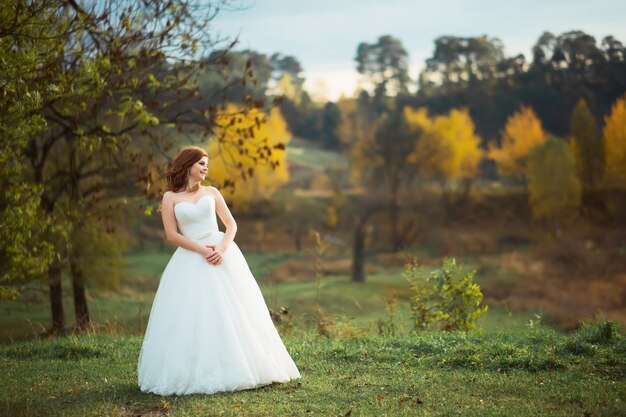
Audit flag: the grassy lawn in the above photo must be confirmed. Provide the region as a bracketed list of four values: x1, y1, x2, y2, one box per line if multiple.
[286, 136, 347, 171]
[1, 249, 625, 416]
[0, 250, 533, 342]
[1, 321, 624, 416]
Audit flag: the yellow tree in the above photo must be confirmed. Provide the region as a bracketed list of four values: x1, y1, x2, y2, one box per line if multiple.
[433, 108, 483, 182]
[603, 94, 626, 184]
[569, 98, 603, 187]
[335, 96, 382, 186]
[406, 107, 483, 198]
[208, 105, 291, 209]
[404, 107, 444, 179]
[489, 106, 546, 179]
[528, 137, 581, 238]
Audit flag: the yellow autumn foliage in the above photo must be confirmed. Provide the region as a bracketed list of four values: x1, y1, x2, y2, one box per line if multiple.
[489, 106, 546, 178]
[405, 107, 483, 181]
[208, 104, 291, 208]
[603, 94, 626, 184]
[335, 98, 381, 185]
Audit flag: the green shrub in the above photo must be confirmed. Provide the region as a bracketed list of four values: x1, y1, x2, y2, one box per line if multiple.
[404, 257, 488, 332]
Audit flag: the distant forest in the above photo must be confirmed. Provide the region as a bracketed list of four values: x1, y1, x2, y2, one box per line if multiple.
[203, 30, 626, 148]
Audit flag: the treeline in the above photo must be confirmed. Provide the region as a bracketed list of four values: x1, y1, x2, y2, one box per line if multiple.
[273, 31, 626, 151]
[408, 31, 626, 141]
[182, 29, 625, 158]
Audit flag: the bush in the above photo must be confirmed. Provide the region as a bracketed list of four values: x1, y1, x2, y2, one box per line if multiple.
[404, 257, 488, 332]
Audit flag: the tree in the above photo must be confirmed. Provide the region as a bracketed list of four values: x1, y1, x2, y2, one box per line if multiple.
[374, 110, 420, 250]
[0, 1, 60, 300]
[527, 137, 581, 237]
[26, 0, 242, 332]
[345, 108, 419, 251]
[270, 53, 305, 99]
[318, 102, 342, 149]
[405, 107, 483, 203]
[336, 96, 419, 251]
[350, 195, 386, 283]
[420, 35, 504, 90]
[199, 49, 274, 102]
[569, 99, 603, 188]
[532, 31, 557, 67]
[355, 35, 410, 98]
[488, 106, 546, 179]
[0, 0, 77, 325]
[553, 31, 604, 80]
[603, 94, 626, 185]
[207, 105, 291, 209]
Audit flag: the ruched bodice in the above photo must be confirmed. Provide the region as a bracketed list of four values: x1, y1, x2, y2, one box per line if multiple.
[174, 195, 220, 240]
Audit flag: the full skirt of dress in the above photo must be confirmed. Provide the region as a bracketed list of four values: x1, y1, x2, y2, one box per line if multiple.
[137, 232, 301, 396]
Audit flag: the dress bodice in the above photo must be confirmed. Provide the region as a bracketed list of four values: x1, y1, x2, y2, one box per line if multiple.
[174, 195, 220, 240]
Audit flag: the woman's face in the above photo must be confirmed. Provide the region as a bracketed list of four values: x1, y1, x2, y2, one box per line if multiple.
[189, 156, 208, 182]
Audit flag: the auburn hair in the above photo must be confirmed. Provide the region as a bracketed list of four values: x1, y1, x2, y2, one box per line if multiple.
[164, 146, 208, 193]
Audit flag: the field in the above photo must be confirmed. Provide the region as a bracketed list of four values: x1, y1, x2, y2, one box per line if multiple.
[1, 321, 625, 416]
[2, 247, 626, 416]
[0, 249, 539, 343]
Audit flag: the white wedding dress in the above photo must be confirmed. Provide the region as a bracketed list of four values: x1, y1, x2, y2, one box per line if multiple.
[138, 195, 301, 396]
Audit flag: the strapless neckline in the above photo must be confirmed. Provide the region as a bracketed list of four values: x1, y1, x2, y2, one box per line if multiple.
[174, 195, 214, 210]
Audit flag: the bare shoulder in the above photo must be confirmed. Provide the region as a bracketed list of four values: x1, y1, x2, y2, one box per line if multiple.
[205, 185, 223, 197]
[162, 191, 177, 206]
[162, 190, 175, 201]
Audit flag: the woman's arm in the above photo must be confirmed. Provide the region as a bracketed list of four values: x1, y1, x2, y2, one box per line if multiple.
[161, 191, 213, 256]
[210, 186, 238, 251]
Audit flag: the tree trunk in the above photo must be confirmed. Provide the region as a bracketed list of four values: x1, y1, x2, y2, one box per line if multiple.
[70, 247, 91, 330]
[48, 262, 65, 333]
[67, 139, 91, 330]
[389, 180, 400, 252]
[352, 219, 366, 283]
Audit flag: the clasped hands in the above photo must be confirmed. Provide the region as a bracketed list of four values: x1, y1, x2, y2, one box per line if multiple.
[202, 244, 226, 266]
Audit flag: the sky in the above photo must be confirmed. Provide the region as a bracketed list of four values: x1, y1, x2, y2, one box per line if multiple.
[212, 0, 626, 101]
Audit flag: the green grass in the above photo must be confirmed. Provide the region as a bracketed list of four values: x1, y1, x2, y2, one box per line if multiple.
[0, 250, 537, 342]
[1, 321, 624, 416]
[2, 250, 625, 415]
[0, 250, 304, 342]
[286, 136, 347, 171]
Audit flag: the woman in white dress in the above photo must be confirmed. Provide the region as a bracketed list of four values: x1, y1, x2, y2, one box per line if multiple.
[138, 146, 301, 396]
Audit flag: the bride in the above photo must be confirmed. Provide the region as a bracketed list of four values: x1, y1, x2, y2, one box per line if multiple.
[138, 146, 301, 396]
